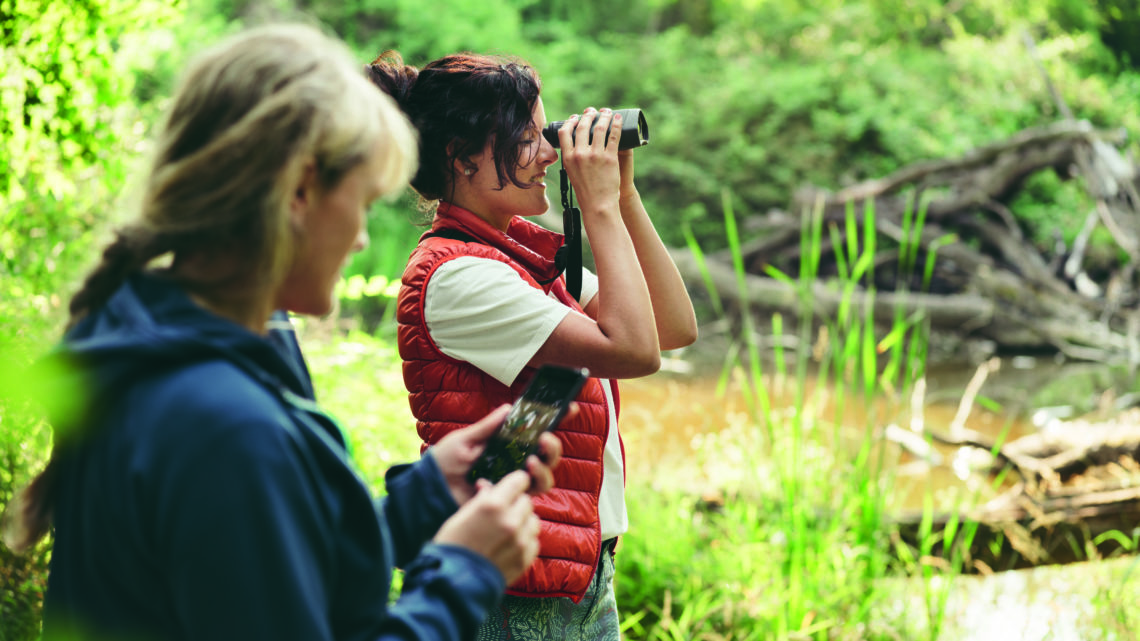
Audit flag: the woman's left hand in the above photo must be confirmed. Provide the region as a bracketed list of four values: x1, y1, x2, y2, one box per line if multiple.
[618, 149, 637, 197]
[430, 404, 564, 505]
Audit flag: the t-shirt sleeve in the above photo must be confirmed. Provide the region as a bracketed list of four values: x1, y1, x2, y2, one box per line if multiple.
[577, 267, 599, 310]
[425, 256, 574, 386]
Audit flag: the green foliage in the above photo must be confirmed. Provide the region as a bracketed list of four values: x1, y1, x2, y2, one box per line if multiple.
[0, 542, 50, 641]
[506, 3, 1140, 254]
[1091, 554, 1140, 639]
[1008, 169, 1095, 249]
[349, 194, 428, 281]
[0, 379, 53, 641]
[294, 0, 530, 61]
[1, 2, 182, 639]
[1, 0, 181, 289]
[1093, 0, 1140, 69]
[300, 328, 421, 490]
[616, 488, 770, 639]
[193, 0, 1140, 271]
[0, 0, 182, 338]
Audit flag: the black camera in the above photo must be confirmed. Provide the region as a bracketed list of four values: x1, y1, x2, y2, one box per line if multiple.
[542, 108, 649, 151]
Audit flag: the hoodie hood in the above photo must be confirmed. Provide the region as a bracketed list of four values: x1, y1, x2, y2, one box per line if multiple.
[39, 272, 310, 439]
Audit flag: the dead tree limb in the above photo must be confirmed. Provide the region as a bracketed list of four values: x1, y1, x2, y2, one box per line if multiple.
[689, 119, 1140, 362]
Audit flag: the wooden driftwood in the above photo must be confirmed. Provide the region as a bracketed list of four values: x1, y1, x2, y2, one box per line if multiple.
[677, 120, 1140, 364]
[892, 484, 1140, 572]
[890, 407, 1140, 572]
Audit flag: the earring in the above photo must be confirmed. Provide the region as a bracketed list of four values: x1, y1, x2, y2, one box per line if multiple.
[464, 168, 473, 176]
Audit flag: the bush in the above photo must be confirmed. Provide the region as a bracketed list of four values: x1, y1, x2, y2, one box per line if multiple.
[525, 18, 1140, 255]
[1, 2, 183, 639]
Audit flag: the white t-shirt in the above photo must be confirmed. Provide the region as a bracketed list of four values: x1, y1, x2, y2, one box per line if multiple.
[424, 255, 628, 540]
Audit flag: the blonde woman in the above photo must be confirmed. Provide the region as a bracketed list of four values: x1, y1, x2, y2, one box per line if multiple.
[4, 24, 560, 641]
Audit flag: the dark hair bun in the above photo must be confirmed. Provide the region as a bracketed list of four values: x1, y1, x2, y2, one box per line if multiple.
[365, 51, 418, 109]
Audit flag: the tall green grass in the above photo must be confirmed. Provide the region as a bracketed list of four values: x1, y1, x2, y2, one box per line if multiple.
[615, 192, 981, 640]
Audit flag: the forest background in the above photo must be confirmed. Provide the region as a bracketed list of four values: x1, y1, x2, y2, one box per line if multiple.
[4, 0, 1140, 639]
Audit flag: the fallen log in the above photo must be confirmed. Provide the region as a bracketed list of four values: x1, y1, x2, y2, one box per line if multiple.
[683, 120, 1140, 363]
[890, 408, 1140, 572]
[891, 484, 1140, 572]
[671, 246, 1138, 363]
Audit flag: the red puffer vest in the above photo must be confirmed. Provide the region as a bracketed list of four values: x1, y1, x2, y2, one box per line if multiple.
[396, 202, 615, 602]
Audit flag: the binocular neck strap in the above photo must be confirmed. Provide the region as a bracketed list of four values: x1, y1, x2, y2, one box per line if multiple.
[559, 167, 583, 301]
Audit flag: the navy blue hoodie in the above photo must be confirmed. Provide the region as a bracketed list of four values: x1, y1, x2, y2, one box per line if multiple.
[41, 273, 504, 641]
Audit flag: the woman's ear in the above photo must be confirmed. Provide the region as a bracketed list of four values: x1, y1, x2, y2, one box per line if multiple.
[290, 160, 319, 227]
[446, 141, 478, 179]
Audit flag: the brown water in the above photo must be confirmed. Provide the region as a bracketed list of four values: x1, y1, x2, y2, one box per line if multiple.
[618, 349, 1140, 506]
[617, 361, 1037, 512]
[615, 352, 1140, 640]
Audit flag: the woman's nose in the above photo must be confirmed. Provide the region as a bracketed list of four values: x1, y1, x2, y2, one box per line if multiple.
[352, 228, 369, 253]
[538, 136, 559, 166]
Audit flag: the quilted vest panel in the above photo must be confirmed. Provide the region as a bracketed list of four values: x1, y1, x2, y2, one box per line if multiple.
[396, 208, 613, 602]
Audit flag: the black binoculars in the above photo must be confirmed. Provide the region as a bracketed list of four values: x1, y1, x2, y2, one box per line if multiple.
[542, 108, 649, 151]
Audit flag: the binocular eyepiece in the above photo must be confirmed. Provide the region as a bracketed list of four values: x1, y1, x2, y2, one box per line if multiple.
[542, 108, 649, 151]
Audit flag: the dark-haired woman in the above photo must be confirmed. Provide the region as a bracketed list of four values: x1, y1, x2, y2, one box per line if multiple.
[366, 52, 697, 640]
[3, 24, 563, 641]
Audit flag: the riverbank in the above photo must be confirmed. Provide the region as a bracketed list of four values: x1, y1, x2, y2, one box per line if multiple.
[299, 326, 1140, 639]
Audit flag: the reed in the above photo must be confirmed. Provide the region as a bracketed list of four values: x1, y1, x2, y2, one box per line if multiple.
[614, 190, 982, 640]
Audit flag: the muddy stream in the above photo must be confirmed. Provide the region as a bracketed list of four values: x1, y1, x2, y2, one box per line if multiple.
[616, 349, 1140, 640]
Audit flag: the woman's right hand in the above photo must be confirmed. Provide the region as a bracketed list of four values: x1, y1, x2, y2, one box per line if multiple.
[433, 470, 541, 584]
[557, 107, 623, 215]
[533, 107, 662, 380]
[430, 404, 563, 506]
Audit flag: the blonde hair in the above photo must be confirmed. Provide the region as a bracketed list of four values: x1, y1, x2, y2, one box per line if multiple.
[68, 22, 417, 325]
[4, 23, 417, 554]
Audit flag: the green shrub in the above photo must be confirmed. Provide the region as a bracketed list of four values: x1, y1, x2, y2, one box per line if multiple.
[300, 328, 422, 491]
[1, 3, 185, 639]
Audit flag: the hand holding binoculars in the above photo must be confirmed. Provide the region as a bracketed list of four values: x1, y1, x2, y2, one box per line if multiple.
[543, 109, 646, 302]
[541, 108, 649, 151]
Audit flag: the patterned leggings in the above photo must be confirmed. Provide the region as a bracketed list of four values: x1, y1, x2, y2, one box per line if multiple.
[476, 539, 620, 641]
